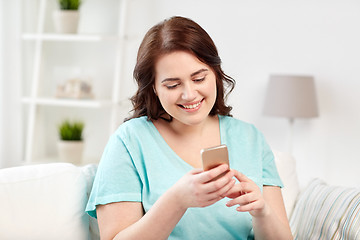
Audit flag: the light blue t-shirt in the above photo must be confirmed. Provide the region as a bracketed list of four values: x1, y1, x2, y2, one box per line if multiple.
[86, 115, 283, 240]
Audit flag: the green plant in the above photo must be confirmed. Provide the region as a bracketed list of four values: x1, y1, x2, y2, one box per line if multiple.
[59, 120, 84, 141]
[58, 0, 81, 10]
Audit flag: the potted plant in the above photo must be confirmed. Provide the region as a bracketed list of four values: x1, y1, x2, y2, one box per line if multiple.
[53, 0, 81, 34]
[57, 120, 84, 164]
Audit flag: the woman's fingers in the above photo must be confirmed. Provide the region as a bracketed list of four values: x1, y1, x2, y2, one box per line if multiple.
[232, 170, 251, 183]
[225, 184, 244, 199]
[235, 201, 262, 212]
[189, 168, 205, 175]
[226, 191, 257, 207]
[175, 165, 235, 208]
[202, 169, 234, 192]
[197, 164, 230, 183]
[208, 178, 236, 200]
[189, 167, 235, 204]
[223, 171, 268, 216]
[225, 179, 254, 198]
[184, 168, 263, 211]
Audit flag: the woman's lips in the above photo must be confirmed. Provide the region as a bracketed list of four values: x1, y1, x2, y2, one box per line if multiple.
[178, 99, 204, 111]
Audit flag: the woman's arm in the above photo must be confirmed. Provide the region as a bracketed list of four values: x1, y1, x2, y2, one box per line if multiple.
[225, 170, 293, 240]
[97, 190, 187, 240]
[97, 164, 235, 240]
[97, 202, 144, 240]
[252, 186, 293, 240]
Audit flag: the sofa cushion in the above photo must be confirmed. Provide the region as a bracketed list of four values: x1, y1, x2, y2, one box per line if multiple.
[0, 163, 89, 240]
[273, 150, 300, 218]
[81, 164, 100, 240]
[290, 178, 360, 239]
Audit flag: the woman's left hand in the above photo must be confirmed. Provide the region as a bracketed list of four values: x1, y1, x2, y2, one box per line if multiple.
[225, 170, 270, 218]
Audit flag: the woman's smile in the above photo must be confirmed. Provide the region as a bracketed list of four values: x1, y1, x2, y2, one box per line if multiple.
[178, 99, 204, 112]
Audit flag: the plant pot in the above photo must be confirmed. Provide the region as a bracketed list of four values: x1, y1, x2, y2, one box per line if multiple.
[53, 10, 80, 34]
[57, 140, 84, 164]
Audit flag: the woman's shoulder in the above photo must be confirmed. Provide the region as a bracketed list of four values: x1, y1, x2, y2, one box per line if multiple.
[114, 116, 151, 137]
[219, 115, 263, 137]
[219, 115, 268, 147]
[219, 115, 256, 129]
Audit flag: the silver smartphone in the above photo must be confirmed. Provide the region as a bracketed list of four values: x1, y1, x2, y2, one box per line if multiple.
[201, 144, 229, 180]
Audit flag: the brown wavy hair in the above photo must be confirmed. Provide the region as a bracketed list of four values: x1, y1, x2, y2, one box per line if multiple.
[127, 16, 235, 121]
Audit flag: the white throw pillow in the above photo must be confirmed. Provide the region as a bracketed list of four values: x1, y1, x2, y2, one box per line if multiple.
[0, 163, 89, 240]
[290, 179, 360, 239]
[273, 150, 300, 218]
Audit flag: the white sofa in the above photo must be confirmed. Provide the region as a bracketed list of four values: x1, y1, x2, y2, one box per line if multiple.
[274, 151, 360, 239]
[0, 163, 100, 240]
[0, 151, 359, 240]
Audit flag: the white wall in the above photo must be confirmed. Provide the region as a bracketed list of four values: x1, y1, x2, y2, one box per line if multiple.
[130, 0, 360, 188]
[0, 0, 23, 168]
[2, 0, 360, 188]
[0, 0, 3, 168]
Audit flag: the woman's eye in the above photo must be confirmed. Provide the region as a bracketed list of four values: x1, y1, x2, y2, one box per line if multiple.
[166, 84, 179, 89]
[194, 77, 205, 82]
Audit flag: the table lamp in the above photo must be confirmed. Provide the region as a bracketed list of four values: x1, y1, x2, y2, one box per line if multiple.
[263, 74, 319, 153]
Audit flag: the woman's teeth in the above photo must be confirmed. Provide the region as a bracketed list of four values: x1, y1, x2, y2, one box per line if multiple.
[182, 101, 201, 109]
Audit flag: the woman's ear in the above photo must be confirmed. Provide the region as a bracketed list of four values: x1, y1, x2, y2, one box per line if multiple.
[153, 85, 157, 96]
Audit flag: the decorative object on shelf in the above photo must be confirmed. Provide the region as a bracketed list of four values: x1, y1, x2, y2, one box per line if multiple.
[56, 78, 94, 99]
[53, 0, 81, 34]
[57, 120, 84, 164]
[263, 74, 319, 153]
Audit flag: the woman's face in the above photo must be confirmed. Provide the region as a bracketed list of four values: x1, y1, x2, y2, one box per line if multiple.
[154, 51, 217, 127]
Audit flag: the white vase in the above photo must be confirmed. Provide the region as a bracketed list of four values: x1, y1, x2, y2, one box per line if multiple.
[53, 10, 80, 34]
[57, 140, 84, 164]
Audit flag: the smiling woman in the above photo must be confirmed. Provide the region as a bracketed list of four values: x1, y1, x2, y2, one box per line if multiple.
[85, 16, 293, 240]
[129, 16, 235, 122]
[153, 51, 217, 127]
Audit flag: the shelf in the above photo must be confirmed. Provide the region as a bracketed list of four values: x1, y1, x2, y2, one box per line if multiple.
[22, 97, 115, 108]
[22, 33, 120, 42]
[21, 0, 130, 164]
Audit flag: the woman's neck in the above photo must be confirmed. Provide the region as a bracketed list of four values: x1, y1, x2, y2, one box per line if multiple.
[167, 115, 218, 139]
[152, 115, 221, 165]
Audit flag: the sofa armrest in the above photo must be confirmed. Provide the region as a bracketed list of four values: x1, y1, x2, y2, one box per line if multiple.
[273, 150, 300, 218]
[0, 163, 90, 240]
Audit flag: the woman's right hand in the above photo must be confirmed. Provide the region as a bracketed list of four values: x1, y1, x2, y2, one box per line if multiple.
[171, 164, 236, 209]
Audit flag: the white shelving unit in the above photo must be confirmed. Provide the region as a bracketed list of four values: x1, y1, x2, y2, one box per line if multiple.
[21, 0, 131, 164]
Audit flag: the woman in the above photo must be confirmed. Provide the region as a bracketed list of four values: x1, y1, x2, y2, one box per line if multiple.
[86, 16, 293, 240]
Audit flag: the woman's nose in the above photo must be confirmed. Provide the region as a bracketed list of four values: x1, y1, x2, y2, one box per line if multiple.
[181, 83, 196, 101]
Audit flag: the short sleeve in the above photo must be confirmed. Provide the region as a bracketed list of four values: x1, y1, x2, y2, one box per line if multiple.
[85, 133, 142, 219]
[261, 133, 284, 188]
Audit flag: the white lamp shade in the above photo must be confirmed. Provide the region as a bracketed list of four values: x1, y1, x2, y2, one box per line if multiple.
[263, 75, 319, 119]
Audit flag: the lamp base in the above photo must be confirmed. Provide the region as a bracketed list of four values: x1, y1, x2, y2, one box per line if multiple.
[288, 118, 294, 154]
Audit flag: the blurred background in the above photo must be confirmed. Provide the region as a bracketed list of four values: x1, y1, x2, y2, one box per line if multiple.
[1, 0, 360, 189]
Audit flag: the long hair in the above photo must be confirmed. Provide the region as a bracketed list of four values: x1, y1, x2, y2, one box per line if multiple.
[127, 16, 235, 121]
